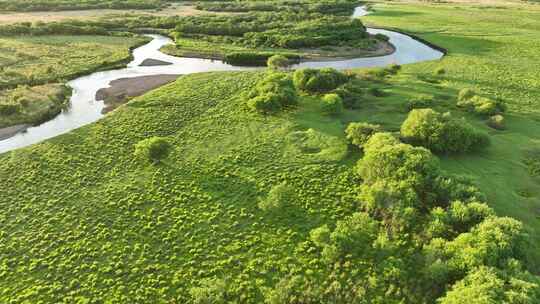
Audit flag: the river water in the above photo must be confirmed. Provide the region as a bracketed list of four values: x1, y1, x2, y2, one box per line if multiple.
[0, 6, 443, 154]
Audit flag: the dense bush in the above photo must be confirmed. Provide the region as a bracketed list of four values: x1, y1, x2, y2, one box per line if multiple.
[406, 94, 434, 111]
[457, 89, 506, 116]
[133, 136, 171, 164]
[0, 0, 163, 12]
[0, 104, 20, 115]
[345, 122, 382, 147]
[332, 82, 363, 109]
[310, 212, 379, 262]
[293, 68, 350, 93]
[267, 54, 290, 70]
[0, 21, 109, 36]
[400, 109, 490, 154]
[224, 52, 299, 67]
[321, 93, 343, 115]
[487, 114, 505, 130]
[246, 72, 297, 114]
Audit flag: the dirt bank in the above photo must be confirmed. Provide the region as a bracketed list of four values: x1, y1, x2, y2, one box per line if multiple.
[139, 58, 173, 66]
[0, 124, 29, 141]
[95, 74, 180, 113]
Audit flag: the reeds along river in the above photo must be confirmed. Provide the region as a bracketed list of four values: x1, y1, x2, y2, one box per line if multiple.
[0, 6, 443, 154]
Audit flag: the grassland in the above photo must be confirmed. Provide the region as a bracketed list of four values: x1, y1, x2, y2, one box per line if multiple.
[362, 0, 540, 270]
[0, 1, 540, 302]
[0, 34, 148, 128]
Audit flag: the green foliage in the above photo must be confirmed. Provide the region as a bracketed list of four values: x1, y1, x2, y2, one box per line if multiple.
[320, 93, 343, 115]
[458, 88, 475, 102]
[224, 52, 299, 67]
[400, 109, 489, 154]
[258, 182, 295, 212]
[267, 54, 290, 70]
[439, 266, 540, 304]
[246, 72, 297, 114]
[332, 81, 363, 109]
[0, 0, 163, 12]
[407, 94, 434, 111]
[190, 277, 229, 304]
[345, 122, 382, 147]
[293, 68, 349, 93]
[457, 94, 506, 116]
[133, 136, 171, 164]
[487, 114, 505, 130]
[310, 212, 379, 262]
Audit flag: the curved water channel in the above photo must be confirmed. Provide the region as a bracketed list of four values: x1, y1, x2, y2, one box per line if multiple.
[0, 6, 443, 154]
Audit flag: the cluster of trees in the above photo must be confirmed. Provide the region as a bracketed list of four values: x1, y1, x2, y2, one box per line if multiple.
[243, 17, 368, 49]
[196, 0, 357, 16]
[293, 68, 350, 93]
[224, 52, 299, 67]
[0, 21, 108, 36]
[245, 72, 298, 114]
[171, 9, 375, 51]
[0, 0, 164, 12]
[259, 131, 539, 302]
[400, 108, 489, 154]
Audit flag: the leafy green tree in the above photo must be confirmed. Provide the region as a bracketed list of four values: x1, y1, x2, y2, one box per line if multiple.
[190, 277, 229, 304]
[293, 68, 349, 93]
[246, 72, 297, 114]
[345, 122, 382, 147]
[267, 54, 290, 70]
[400, 108, 489, 154]
[133, 136, 171, 164]
[321, 93, 343, 115]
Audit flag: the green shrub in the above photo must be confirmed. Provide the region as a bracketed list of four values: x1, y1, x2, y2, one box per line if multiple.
[0, 104, 20, 115]
[225, 52, 300, 67]
[332, 82, 362, 109]
[434, 67, 446, 75]
[321, 93, 343, 115]
[487, 114, 505, 130]
[457, 90, 506, 116]
[407, 94, 434, 111]
[267, 54, 290, 70]
[293, 68, 349, 93]
[345, 122, 382, 147]
[400, 109, 489, 154]
[258, 182, 295, 212]
[458, 88, 475, 102]
[246, 72, 297, 114]
[190, 277, 229, 304]
[133, 136, 171, 164]
[367, 87, 385, 97]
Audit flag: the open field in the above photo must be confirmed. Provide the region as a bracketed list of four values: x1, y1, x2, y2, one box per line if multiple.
[0, 34, 148, 128]
[0, 4, 218, 25]
[0, 1, 539, 302]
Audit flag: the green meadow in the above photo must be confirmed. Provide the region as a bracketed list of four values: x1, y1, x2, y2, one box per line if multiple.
[0, 1, 539, 303]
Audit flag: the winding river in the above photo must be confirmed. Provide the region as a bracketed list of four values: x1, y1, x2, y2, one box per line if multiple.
[0, 6, 443, 154]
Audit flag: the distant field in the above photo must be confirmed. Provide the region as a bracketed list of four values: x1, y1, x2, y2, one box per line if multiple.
[0, 35, 148, 127]
[0, 4, 210, 24]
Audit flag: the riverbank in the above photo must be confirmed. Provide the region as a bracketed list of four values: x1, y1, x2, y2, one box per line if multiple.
[95, 74, 180, 113]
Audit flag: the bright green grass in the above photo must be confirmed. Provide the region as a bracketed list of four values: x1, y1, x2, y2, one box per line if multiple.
[0, 71, 365, 302]
[363, 2, 540, 270]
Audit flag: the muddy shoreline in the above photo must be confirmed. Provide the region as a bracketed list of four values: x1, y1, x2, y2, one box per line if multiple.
[95, 74, 181, 113]
[0, 124, 29, 141]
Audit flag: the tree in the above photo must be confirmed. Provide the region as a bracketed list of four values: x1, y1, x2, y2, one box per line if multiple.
[293, 68, 349, 93]
[321, 93, 343, 115]
[190, 277, 229, 304]
[133, 137, 171, 164]
[345, 122, 382, 147]
[400, 108, 489, 154]
[267, 54, 290, 70]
